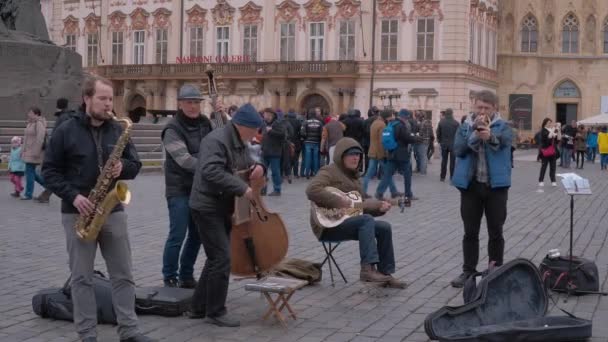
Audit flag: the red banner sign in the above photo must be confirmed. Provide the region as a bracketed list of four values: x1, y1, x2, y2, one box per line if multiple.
[176, 55, 252, 64]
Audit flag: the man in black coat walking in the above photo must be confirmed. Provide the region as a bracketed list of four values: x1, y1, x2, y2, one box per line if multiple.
[436, 108, 460, 181]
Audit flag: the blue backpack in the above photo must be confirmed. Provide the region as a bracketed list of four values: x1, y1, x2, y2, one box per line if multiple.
[382, 121, 399, 151]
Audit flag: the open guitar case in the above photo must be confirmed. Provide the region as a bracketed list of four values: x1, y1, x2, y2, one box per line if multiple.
[425, 259, 592, 342]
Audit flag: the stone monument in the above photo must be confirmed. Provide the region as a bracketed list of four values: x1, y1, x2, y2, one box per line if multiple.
[0, 0, 82, 120]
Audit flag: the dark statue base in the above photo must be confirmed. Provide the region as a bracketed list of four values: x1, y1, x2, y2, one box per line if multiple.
[0, 34, 83, 120]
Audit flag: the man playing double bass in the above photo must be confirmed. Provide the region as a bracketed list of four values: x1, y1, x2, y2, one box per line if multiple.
[189, 103, 266, 327]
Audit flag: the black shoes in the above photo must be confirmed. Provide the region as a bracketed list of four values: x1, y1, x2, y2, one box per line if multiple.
[163, 278, 178, 287]
[205, 314, 241, 327]
[451, 272, 472, 288]
[120, 334, 156, 342]
[179, 279, 197, 289]
[188, 310, 206, 319]
[81, 338, 97, 342]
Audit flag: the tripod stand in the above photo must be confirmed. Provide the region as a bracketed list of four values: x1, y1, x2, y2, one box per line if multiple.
[563, 194, 607, 302]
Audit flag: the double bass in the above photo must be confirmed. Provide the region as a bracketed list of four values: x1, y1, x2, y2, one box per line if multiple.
[230, 172, 289, 277]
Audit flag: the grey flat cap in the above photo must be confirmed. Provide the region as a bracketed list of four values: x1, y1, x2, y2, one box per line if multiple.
[178, 84, 203, 100]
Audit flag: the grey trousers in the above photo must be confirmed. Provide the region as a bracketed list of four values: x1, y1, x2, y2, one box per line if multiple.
[62, 212, 140, 340]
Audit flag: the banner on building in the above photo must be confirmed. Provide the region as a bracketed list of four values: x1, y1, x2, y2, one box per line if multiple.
[601, 96, 608, 114]
[509, 94, 533, 130]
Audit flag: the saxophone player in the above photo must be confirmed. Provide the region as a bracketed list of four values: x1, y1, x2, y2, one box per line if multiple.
[42, 76, 154, 342]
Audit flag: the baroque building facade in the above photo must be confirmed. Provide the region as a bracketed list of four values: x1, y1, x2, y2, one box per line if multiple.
[498, 0, 608, 135]
[41, 0, 498, 124]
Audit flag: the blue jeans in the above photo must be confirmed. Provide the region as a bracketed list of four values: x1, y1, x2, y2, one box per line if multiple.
[263, 156, 282, 193]
[363, 159, 397, 196]
[303, 142, 320, 177]
[601, 154, 608, 170]
[561, 147, 573, 168]
[320, 214, 395, 274]
[162, 196, 201, 281]
[587, 147, 597, 162]
[377, 159, 413, 198]
[414, 143, 428, 174]
[24, 163, 44, 199]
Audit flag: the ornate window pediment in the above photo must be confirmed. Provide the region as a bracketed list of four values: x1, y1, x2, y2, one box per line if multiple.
[303, 0, 332, 23]
[84, 13, 101, 35]
[239, 1, 263, 28]
[409, 0, 444, 22]
[152, 8, 172, 29]
[212, 0, 236, 26]
[186, 5, 208, 29]
[108, 10, 128, 32]
[377, 0, 406, 21]
[275, 0, 302, 31]
[129, 7, 150, 32]
[62, 15, 80, 37]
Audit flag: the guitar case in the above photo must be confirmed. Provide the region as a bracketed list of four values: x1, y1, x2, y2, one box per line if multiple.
[425, 259, 592, 342]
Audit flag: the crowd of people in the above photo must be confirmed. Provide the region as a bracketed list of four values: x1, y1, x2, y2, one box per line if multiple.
[536, 119, 608, 186]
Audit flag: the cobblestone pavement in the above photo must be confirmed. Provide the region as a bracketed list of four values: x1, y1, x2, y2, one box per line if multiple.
[1, 151, 607, 342]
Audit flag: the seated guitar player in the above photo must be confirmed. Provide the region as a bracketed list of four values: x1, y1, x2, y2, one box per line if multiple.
[306, 137, 406, 288]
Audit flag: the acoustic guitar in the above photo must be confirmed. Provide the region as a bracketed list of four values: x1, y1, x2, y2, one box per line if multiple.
[311, 187, 406, 229]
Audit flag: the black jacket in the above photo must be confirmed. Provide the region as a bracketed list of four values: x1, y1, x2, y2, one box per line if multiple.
[189, 122, 264, 215]
[42, 112, 141, 214]
[436, 115, 460, 147]
[53, 109, 77, 133]
[343, 115, 365, 143]
[362, 115, 376, 149]
[301, 118, 323, 143]
[285, 115, 302, 149]
[387, 118, 421, 162]
[261, 118, 287, 158]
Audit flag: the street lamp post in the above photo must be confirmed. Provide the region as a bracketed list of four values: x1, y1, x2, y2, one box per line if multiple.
[369, 0, 377, 111]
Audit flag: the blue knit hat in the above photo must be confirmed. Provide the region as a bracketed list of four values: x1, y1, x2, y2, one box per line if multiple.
[232, 104, 263, 128]
[398, 109, 412, 118]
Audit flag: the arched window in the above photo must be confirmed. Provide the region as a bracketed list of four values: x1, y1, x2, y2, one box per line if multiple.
[562, 13, 579, 53]
[603, 17, 608, 53]
[521, 15, 538, 52]
[554, 80, 580, 98]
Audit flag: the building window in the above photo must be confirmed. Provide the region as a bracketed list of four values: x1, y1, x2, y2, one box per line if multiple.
[603, 18, 608, 53]
[554, 80, 580, 98]
[155, 28, 168, 64]
[562, 14, 579, 53]
[112, 31, 123, 65]
[338, 20, 355, 60]
[416, 18, 434, 60]
[280, 22, 295, 61]
[380, 19, 398, 61]
[190, 27, 204, 57]
[469, 19, 475, 61]
[87, 33, 98, 67]
[309, 22, 325, 61]
[243, 24, 258, 62]
[521, 15, 538, 52]
[477, 24, 483, 64]
[65, 34, 77, 51]
[133, 30, 145, 64]
[216, 26, 230, 59]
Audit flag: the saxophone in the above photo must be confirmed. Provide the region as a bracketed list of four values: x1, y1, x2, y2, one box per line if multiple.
[74, 113, 133, 241]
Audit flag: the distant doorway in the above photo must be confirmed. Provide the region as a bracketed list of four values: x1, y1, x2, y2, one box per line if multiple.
[300, 93, 330, 117]
[556, 103, 577, 126]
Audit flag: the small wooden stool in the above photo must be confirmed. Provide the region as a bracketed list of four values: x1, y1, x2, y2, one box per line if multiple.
[245, 276, 308, 328]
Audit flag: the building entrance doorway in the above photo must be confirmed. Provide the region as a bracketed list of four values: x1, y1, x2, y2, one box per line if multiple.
[300, 93, 330, 117]
[556, 103, 577, 126]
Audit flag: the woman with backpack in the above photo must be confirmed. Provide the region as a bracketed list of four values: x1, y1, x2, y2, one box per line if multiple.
[363, 110, 399, 198]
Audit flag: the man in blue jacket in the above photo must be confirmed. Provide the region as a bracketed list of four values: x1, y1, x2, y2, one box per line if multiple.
[450, 90, 512, 288]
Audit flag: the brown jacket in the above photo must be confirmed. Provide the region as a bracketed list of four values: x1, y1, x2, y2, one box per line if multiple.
[306, 138, 385, 239]
[22, 116, 47, 164]
[367, 117, 386, 160]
